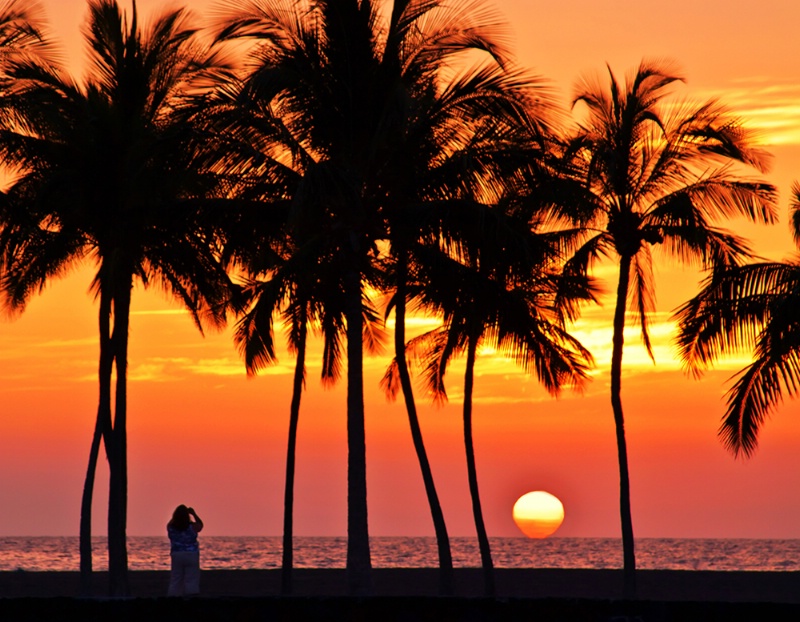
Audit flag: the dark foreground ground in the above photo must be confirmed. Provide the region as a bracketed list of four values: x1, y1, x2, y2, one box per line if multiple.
[2, 568, 799, 621]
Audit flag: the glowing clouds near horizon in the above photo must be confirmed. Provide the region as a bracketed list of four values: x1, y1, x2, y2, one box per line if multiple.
[512, 491, 565, 538]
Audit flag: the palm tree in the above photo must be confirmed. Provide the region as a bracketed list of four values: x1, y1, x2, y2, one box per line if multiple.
[397, 197, 595, 596]
[232, 240, 363, 595]
[554, 60, 778, 596]
[197, 63, 375, 595]
[214, 0, 387, 594]
[372, 0, 555, 595]
[0, 0, 231, 596]
[675, 184, 800, 457]
[214, 0, 538, 594]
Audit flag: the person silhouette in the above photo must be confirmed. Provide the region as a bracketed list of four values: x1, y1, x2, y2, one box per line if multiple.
[167, 504, 204, 596]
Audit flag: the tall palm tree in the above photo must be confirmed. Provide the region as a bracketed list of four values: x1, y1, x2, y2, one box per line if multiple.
[214, 0, 537, 594]
[398, 198, 595, 596]
[214, 0, 387, 594]
[231, 239, 365, 595]
[0, 0, 231, 596]
[197, 63, 376, 595]
[554, 60, 778, 596]
[675, 184, 800, 457]
[372, 0, 554, 595]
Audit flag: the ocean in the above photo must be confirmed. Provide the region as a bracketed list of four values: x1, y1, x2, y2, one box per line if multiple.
[1, 537, 799, 572]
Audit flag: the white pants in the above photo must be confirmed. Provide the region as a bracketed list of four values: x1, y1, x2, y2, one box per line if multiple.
[168, 550, 200, 596]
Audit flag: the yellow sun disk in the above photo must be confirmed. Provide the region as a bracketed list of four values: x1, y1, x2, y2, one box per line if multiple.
[512, 491, 565, 539]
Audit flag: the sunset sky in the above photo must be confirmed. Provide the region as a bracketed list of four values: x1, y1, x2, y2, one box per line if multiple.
[1, 0, 799, 541]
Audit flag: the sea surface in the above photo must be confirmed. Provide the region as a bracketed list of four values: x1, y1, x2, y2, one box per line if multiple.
[1, 537, 799, 572]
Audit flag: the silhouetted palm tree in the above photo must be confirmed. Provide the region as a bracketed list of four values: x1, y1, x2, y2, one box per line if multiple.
[197, 58, 378, 595]
[215, 0, 389, 594]
[554, 60, 778, 596]
[400, 199, 595, 596]
[232, 241, 363, 595]
[0, 0, 231, 596]
[372, 0, 554, 595]
[675, 183, 800, 457]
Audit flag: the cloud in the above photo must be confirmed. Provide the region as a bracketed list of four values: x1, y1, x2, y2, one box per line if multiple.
[697, 79, 800, 146]
[386, 306, 755, 389]
[127, 356, 244, 381]
[471, 394, 555, 406]
[126, 355, 296, 382]
[183, 357, 293, 377]
[567, 309, 755, 372]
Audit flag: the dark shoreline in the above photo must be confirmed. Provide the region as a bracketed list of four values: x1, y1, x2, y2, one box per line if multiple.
[2, 569, 800, 621]
[3, 567, 800, 601]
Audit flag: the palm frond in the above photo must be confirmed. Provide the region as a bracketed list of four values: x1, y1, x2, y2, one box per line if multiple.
[628, 247, 656, 360]
[720, 348, 800, 457]
[674, 261, 800, 373]
[0, 0, 55, 69]
[233, 279, 283, 374]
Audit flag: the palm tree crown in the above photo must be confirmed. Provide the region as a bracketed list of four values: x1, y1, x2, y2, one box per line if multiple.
[554, 59, 778, 596]
[564, 61, 776, 323]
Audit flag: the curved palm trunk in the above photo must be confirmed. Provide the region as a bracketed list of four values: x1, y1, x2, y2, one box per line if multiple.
[79, 290, 114, 596]
[612, 256, 636, 598]
[394, 261, 453, 595]
[463, 335, 494, 596]
[108, 280, 132, 597]
[79, 409, 104, 596]
[281, 317, 307, 596]
[344, 266, 371, 596]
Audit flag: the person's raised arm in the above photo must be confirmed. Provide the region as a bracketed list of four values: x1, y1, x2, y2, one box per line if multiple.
[187, 507, 203, 533]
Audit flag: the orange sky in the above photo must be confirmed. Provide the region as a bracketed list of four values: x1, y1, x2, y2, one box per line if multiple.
[1, 0, 799, 540]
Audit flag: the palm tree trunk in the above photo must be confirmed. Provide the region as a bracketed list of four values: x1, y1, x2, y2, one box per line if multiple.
[464, 335, 494, 596]
[281, 316, 307, 596]
[108, 281, 131, 597]
[394, 260, 453, 595]
[344, 266, 371, 595]
[79, 410, 103, 597]
[612, 255, 636, 598]
[79, 290, 114, 596]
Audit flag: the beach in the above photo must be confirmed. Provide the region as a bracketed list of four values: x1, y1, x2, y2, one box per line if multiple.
[2, 568, 800, 620]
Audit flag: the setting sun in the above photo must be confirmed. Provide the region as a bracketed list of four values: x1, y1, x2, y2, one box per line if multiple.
[512, 491, 565, 539]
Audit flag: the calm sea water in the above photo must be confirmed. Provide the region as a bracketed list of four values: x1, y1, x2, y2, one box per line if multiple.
[1, 537, 799, 572]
